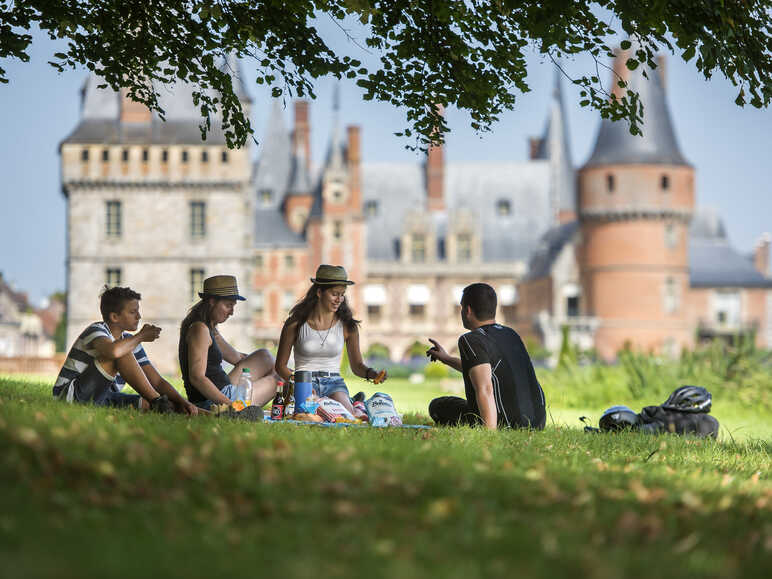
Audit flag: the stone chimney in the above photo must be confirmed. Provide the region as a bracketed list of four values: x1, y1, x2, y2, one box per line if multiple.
[611, 47, 632, 101]
[529, 137, 543, 160]
[120, 88, 151, 124]
[347, 125, 362, 211]
[754, 233, 771, 277]
[425, 105, 445, 212]
[657, 55, 667, 91]
[293, 100, 311, 170]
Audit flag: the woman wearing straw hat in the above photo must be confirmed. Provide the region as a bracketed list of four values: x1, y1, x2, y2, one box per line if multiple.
[179, 275, 278, 411]
[275, 265, 387, 417]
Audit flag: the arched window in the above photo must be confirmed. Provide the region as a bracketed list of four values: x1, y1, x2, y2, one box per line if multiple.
[606, 174, 615, 193]
[661, 174, 670, 190]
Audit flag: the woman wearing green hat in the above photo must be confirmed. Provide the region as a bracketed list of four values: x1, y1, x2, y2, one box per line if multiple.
[275, 265, 388, 417]
[179, 275, 279, 411]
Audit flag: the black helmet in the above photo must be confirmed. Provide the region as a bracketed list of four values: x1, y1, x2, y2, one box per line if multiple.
[662, 385, 712, 413]
[599, 405, 640, 431]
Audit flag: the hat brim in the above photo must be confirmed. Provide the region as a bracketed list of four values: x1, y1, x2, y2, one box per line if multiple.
[310, 278, 355, 286]
[199, 292, 246, 301]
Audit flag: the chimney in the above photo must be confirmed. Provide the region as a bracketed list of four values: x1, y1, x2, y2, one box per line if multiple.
[611, 46, 632, 101]
[426, 105, 445, 212]
[657, 55, 667, 91]
[529, 137, 543, 160]
[293, 100, 311, 171]
[347, 125, 362, 211]
[754, 233, 771, 277]
[120, 88, 151, 124]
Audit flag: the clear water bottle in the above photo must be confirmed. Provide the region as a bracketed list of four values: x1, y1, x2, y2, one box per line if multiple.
[237, 368, 252, 405]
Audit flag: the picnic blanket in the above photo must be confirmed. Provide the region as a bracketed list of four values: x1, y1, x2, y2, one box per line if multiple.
[260, 410, 432, 429]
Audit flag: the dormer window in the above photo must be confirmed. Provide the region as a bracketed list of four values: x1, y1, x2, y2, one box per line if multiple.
[181, 150, 189, 163]
[201, 150, 209, 163]
[607, 174, 615, 193]
[102, 149, 109, 162]
[661, 174, 670, 190]
[161, 149, 168, 163]
[411, 233, 426, 263]
[121, 148, 129, 162]
[457, 233, 472, 262]
[497, 199, 511, 216]
[221, 150, 229, 163]
[142, 149, 149, 163]
[81, 149, 89, 162]
[259, 189, 273, 204]
[365, 200, 378, 217]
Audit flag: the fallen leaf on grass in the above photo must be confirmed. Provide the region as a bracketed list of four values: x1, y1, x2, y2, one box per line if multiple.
[524, 468, 543, 481]
[425, 498, 456, 522]
[673, 532, 700, 553]
[750, 472, 761, 484]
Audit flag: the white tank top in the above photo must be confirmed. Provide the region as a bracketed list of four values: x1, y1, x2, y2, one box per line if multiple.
[294, 320, 345, 373]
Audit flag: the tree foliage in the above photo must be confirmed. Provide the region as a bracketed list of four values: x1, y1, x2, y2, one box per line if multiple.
[1, 1, 770, 148]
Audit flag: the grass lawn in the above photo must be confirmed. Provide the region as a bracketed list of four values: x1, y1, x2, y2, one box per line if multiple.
[1, 374, 770, 578]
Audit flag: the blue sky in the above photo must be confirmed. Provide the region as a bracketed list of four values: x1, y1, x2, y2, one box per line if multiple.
[0, 26, 770, 305]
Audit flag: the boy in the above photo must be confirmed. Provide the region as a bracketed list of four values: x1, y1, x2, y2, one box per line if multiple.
[53, 286, 197, 414]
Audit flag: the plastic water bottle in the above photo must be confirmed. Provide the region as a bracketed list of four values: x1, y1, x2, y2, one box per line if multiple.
[237, 368, 252, 405]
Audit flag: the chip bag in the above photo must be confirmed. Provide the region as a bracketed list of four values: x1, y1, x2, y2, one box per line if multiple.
[316, 396, 356, 422]
[365, 392, 402, 427]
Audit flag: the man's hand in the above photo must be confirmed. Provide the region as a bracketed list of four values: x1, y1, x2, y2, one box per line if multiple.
[426, 338, 449, 364]
[137, 324, 162, 342]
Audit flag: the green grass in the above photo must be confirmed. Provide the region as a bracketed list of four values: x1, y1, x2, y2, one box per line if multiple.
[1, 375, 770, 578]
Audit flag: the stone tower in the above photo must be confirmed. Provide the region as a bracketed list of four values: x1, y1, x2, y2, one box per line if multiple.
[60, 64, 254, 372]
[577, 49, 695, 360]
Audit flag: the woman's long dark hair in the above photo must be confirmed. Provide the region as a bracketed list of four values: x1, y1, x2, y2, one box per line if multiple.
[287, 283, 360, 334]
[179, 298, 217, 350]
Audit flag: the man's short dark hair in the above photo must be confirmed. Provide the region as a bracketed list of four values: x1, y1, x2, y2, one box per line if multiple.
[100, 286, 141, 321]
[461, 283, 497, 320]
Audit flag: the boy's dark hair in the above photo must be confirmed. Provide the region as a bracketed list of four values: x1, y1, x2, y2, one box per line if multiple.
[461, 283, 497, 320]
[100, 286, 141, 321]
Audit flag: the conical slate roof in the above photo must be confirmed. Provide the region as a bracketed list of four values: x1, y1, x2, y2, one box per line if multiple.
[254, 99, 292, 202]
[584, 50, 689, 167]
[287, 147, 312, 196]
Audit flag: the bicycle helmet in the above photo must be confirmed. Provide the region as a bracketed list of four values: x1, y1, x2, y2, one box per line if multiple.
[599, 405, 641, 431]
[662, 385, 712, 413]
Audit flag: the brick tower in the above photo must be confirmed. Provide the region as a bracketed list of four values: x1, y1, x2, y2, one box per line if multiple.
[577, 49, 695, 360]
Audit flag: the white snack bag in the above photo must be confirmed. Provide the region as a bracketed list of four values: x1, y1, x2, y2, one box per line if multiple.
[317, 396, 355, 421]
[365, 392, 402, 427]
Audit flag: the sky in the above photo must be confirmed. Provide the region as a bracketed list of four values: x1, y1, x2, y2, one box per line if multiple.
[0, 24, 770, 306]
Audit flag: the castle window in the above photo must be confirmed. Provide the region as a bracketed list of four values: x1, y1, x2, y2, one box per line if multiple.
[365, 200, 378, 217]
[665, 223, 677, 249]
[411, 234, 426, 263]
[255, 254, 264, 271]
[367, 304, 382, 321]
[497, 199, 511, 216]
[664, 277, 679, 314]
[190, 201, 206, 239]
[161, 149, 169, 163]
[457, 233, 472, 262]
[333, 221, 343, 240]
[259, 189, 273, 205]
[81, 149, 89, 162]
[661, 174, 670, 190]
[121, 148, 129, 162]
[142, 149, 149, 163]
[332, 188, 343, 202]
[102, 149, 109, 162]
[409, 304, 425, 318]
[254, 290, 264, 317]
[606, 174, 615, 193]
[284, 254, 295, 270]
[106, 200, 122, 238]
[407, 284, 429, 319]
[105, 267, 122, 287]
[181, 150, 189, 163]
[282, 291, 295, 311]
[202, 150, 209, 163]
[189, 268, 204, 301]
[221, 150, 229, 163]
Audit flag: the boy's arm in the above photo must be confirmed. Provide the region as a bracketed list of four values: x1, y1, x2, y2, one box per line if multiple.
[142, 363, 198, 415]
[92, 324, 161, 361]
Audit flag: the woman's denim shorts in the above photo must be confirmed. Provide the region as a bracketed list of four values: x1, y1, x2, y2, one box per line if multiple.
[312, 374, 349, 398]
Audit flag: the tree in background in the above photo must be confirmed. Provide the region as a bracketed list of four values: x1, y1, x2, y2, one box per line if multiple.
[1, 1, 769, 148]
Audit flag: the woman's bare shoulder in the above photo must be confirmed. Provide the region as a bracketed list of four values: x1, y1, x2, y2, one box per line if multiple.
[187, 321, 211, 342]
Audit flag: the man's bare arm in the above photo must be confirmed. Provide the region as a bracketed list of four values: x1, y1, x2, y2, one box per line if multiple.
[426, 338, 463, 373]
[469, 363, 497, 430]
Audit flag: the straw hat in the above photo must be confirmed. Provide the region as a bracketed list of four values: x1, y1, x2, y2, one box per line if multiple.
[199, 275, 246, 300]
[310, 265, 355, 286]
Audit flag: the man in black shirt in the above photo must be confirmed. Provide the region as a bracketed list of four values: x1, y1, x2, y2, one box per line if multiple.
[426, 283, 546, 430]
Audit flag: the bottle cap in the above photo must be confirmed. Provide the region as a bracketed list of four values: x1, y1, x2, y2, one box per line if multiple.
[242, 368, 251, 373]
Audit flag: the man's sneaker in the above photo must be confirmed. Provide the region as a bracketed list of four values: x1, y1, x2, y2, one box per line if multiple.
[352, 391, 366, 404]
[149, 394, 174, 414]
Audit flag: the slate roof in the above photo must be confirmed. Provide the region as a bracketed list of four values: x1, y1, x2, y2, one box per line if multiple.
[689, 209, 772, 288]
[584, 51, 689, 168]
[63, 57, 251, 146]
[362, 161, 551, 263]
[253, 208, 305, 248]
[524, 221, 580, 280]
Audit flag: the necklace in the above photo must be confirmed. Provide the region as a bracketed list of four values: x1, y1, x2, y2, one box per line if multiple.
[314, 319, 335, 348]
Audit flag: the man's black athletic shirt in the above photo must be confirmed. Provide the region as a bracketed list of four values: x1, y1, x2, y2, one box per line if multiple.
[455, 323, 546, 429]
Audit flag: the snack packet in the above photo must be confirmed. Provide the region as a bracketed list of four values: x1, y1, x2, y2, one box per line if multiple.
[365, 392, 402, 427]
[316, 396, 355, 422]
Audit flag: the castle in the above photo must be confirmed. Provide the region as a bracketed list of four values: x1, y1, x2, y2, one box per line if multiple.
[59, 52, 771, 373]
